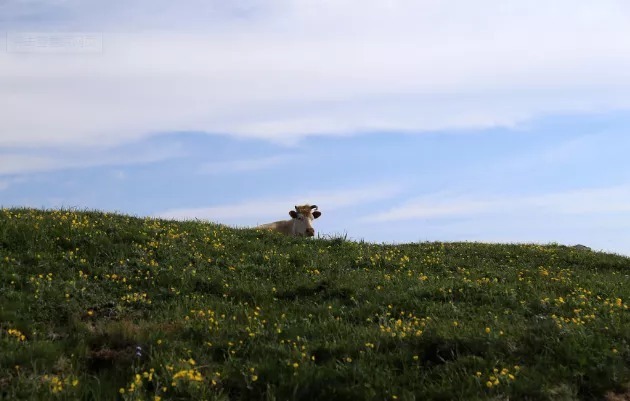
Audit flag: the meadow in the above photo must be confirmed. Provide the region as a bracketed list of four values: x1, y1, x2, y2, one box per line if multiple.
[1, 208, 629, 401]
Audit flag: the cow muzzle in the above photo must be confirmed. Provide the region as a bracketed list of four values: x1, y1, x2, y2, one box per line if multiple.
[305, 228, 315, 237]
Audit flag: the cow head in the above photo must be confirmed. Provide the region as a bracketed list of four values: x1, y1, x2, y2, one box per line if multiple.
[289, 204, 321, 237]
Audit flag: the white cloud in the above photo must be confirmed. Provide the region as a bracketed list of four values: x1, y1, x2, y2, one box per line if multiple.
[198, 155, 297, 175]
[0, 176, 27, 191]
[1, 1, 630, 148]
[356, 184, 630, 256]
[155, 183, 402, 224]
[0, 144, 183, 175]
[497, 131, 630, 173]
[367, 184, 630, 222]
[111, 170, 127, 180]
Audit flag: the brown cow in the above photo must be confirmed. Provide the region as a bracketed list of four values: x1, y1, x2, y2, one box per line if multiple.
[256, 204, 322, 237]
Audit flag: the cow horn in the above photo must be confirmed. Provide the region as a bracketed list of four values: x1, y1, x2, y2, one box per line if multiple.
[310, 205, 318, 210]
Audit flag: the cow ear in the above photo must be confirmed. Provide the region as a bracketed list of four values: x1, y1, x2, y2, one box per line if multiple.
[289, 210, 298, 218]
[313, 211, 321, 219]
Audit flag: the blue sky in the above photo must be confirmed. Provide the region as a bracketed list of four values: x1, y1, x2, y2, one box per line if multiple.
[2, 1, 630, 255]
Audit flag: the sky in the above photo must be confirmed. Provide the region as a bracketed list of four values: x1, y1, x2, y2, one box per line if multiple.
[1, 0, 630, 255]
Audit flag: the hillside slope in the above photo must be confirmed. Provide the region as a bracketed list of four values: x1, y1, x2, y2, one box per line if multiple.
[1, 208, 629, 401]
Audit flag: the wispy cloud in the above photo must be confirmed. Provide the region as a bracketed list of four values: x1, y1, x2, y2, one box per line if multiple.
[198, 155, 297, 175]
[1, 1, 630, 149]
[0, 175, 28, 192]
[0, 143, 184, 176]
[498, 130, 630, 173]
[367, 184, 630, 222]
[156, 183, 402, 223]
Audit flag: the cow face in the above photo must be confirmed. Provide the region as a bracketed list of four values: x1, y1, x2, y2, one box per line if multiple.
[289, 204, 321, 237]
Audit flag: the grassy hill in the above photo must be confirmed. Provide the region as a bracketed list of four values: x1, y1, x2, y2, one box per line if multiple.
[1, 208, 629, 401]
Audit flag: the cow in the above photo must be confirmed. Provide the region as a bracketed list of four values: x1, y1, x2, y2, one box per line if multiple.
[256, 204, 322, 237]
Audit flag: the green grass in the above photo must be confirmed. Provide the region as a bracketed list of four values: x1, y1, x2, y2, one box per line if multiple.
[1, 207, 629, 401]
